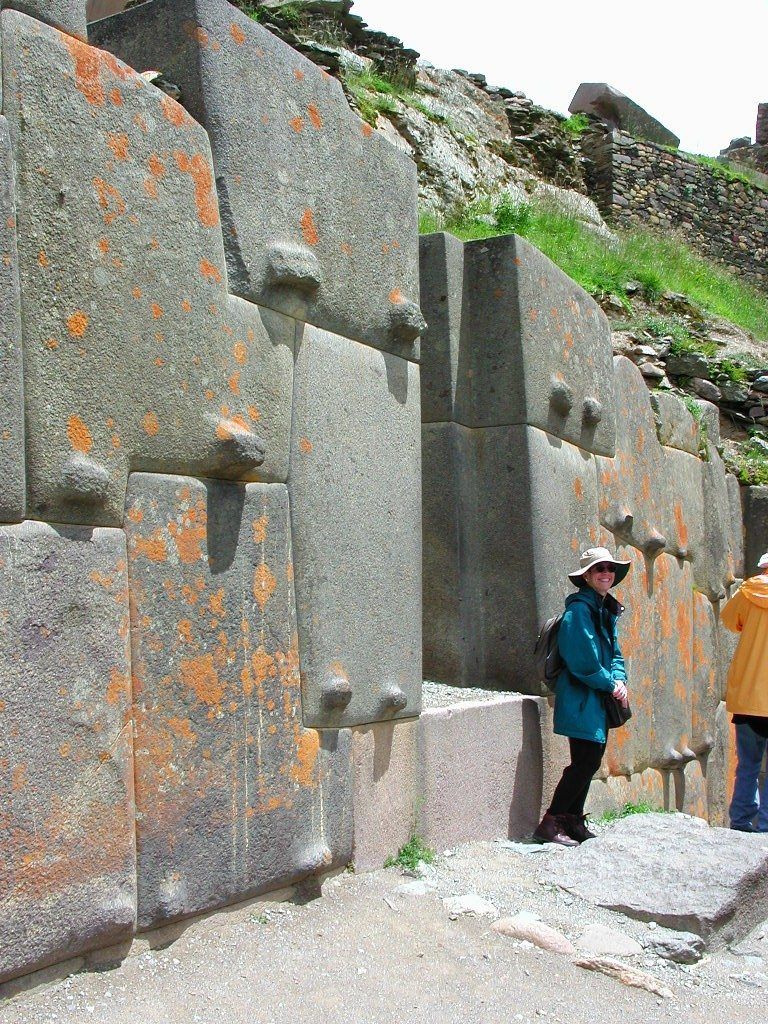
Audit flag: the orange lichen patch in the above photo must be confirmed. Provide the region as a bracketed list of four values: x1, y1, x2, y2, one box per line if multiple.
[253, 563, 277, 612]
[361, 121, 374, 138]
[12, 763, 27, 791]
[168, 716, 197, 743]
[98, 238, 110, 254]
[174, 151, 220, 228]
[215, 415, 250, 441]
[132, 287, 143, 300]
[248, 405, 261, 422]
[307, 104, 323, 129]
[209, 589, 226, 618]
[160, 94, 191, 128]
[299, 437, 313, 454]
[183, 20, 210, 46]
[66, 310, 89, 338]
[178, 619, 194, 642]
[106, 667, 129, 706]
[233, 341, 247, 364]
[564, 331, 574, 351]
[127, 506, 144, 523]
[381, 243, 390, 255]
[67, 414, 93, 454]
[230, 23, 246, 44]
[570, 535, 580, 552]
[154, 358, 165, 368]
[133, 530, 168, 563]
[107, 132, 130, 161]
[641, 474, 651, 501]
[228, 372, 241, 395]
[142, 411, 160, 436]
[43, 337, 60, 351]
[59, 741, 70, 757]
[61, 33, 106, 106]
[168, 519, 207, 565]
[243, 645, 277, 699]
[252, 516, 268, 544]
[574, 478, 584, 501]
[199, 259, 222, 283]
[151, 304, 164, 319]
[636, 426, 646, 453]
[181, 299, 192, 313]
[340, 243, 352, 256]
[110, 87, 124, 107]
[93, 178, 126, 225]
[528, 308, 539, 322]
[38, 250, 49, 268]
[300, 208, 319, 246]
[289, 116, 305, 133]
[293, 69, 305, 80]
[388, 287, 404, 305]
[143, 178, 159, 199]
[291, 730, 320, 787]
[674, 504, 689, 548]
[180, 654, 224, 707]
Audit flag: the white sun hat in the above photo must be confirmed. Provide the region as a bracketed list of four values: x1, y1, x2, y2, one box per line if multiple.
[568, 546, 631, 587]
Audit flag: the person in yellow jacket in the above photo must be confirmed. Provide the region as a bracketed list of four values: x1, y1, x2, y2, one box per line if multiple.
[721, 551, 768, 832]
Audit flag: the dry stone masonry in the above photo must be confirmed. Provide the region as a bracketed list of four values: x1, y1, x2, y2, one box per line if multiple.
[0, 0, 765, 990]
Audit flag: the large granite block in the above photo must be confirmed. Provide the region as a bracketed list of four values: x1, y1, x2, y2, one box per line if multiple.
[3, 0, 86, 38]
[423, 421, 600, 693]
[90, 0, 423, 360]
[419, 232, 616, 456]
[0, 115, 24, 522]
[3, 13, 294, 526]
[699, 444, 737, 600]
[651, 391, 701, 456]
[416, 696, 544, 847]
[726, 473, 744, 580]
[0, 521, 135, 983]
[743, 486, 768, 576]
[290, 327, 422, 727]
[125, 474, 352, 928]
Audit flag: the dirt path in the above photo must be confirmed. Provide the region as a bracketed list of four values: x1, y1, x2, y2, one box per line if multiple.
[2, 836, 766, 1024]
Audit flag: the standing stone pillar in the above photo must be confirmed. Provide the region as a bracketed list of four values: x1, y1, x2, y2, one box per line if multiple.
[756, 104, 768, 147]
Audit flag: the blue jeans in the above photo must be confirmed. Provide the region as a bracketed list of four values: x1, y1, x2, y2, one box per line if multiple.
[730, 722, 768, 831]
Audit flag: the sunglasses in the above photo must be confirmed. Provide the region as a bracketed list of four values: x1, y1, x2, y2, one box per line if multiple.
[590, 563, 615, 573]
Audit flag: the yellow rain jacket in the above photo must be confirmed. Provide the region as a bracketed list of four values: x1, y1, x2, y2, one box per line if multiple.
[721, 574, 768, 715]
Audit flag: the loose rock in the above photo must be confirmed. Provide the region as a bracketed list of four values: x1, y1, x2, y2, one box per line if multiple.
[575, 923, 643, 957]
[573, 956, 674, 998]
[442, 894, 498, 918]
[644, 929, 705, 964]
[492, 916, 575, 955]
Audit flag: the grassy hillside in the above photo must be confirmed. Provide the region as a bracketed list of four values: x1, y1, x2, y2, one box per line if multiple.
[420, 197, 768, 343]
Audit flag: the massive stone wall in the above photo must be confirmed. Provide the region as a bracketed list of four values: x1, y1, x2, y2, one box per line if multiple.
[420, 230, 746, 826]
[581, 123, 768, 289]
[0, 0, 421, 984]
[0, 0, 759, 990]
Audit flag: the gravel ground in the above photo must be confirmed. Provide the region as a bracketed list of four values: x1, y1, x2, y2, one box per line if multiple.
[2, 826, 767, 1024]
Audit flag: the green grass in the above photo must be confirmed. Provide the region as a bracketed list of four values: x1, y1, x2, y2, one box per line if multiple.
[384, 835, 435, 871]
[420, 194, 768, 342]
[561, 113, 590, 138]
[681, 153, 768, 193]
[343, 68, 444, 127]
[725, 438, 768, 486]
[598, 800, 665, 823]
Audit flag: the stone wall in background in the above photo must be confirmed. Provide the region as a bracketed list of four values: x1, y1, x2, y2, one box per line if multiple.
[419, 230, 748, 829]
[581, 123, 768, 289]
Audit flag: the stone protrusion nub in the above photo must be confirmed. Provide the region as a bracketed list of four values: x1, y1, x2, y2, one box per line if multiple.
[550, 379, 574, 416]
[59, 454, 110, 504]
[213, 417, 266, 472]
[321, 676, 353, 709]
[645, 531, 667, 555]
[389, 300, 427, 345]
[381, 685, 408, 712]
[266, 242, 321, 293]
[582, 396, 603, 425]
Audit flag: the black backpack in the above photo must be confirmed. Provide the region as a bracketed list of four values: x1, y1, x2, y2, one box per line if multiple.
[533, 613, 564, 692]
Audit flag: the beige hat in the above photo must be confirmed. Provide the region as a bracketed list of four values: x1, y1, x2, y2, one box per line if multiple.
[568, 546, 631, 587]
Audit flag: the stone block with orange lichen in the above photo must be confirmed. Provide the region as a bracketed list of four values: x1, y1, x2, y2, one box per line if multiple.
[743, 485, 768, 576]
[4, 14, 294, 527]
[0, 115, 25, 524]
[90, 0, 424, 360]
[0, 520, 135, 984]
[290, 326, 422, 728]
[419, 232, 616, 456]
[125, 473, 351, 927]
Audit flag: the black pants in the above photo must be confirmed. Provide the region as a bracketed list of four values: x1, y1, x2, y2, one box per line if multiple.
[548, 738, 606, 818]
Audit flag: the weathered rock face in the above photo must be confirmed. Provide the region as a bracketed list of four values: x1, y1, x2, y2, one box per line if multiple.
[569, 83, 680, 148]
[557, 814, 768, 948]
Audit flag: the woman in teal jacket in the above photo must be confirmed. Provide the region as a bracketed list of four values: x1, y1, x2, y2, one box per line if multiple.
[533, 547, 630, 847]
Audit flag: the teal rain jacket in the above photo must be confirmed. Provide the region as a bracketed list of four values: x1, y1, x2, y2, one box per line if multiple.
[553, 586, 627, 744]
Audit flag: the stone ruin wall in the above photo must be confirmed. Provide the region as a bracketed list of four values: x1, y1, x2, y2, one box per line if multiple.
[580, 123, 768, 289]
[0, 0, 766, 990]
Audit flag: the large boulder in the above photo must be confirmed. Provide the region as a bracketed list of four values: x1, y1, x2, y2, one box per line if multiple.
[569, 83, 680, 148]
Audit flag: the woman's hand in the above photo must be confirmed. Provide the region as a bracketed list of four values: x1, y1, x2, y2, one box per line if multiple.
[612, 680, 628, 706]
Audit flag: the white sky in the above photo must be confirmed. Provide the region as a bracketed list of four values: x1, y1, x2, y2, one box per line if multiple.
[350, 0, 767, 156]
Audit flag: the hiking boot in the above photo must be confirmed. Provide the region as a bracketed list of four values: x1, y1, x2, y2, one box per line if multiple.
[532, 812, 579, 847]
[560, 813, 597, 842]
